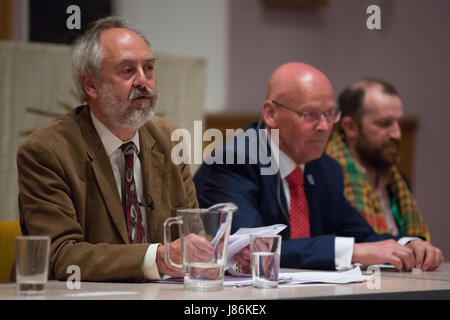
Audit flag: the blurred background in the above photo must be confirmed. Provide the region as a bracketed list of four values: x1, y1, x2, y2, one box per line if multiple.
[1, 0, 449, 257]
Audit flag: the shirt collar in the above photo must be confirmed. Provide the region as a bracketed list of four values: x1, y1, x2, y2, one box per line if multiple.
[265, 129, 304, 179]
[90, 110, 140, 156]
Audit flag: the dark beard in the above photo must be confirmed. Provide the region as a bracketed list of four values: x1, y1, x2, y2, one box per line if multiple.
[356, 136, 400, 169]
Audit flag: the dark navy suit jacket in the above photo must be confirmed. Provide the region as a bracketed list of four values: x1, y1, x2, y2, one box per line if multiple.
[194, 122, 395, 270]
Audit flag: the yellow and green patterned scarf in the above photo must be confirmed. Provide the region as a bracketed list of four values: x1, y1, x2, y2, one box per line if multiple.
[326, 130, 430, 241]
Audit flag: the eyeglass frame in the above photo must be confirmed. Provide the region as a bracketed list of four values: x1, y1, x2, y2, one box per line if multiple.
[271, 100, 341, 124]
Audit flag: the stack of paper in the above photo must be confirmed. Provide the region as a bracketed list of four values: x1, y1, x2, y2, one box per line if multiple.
[224, 266, 373, 287]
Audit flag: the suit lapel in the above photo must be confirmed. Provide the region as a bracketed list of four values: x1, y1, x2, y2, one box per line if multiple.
[255, 123, 290, 226]
[138, 127, 165, 243]
[78, 106, 129, 243]
[304, 163, 321, 236]
[264, 173, 289, 225]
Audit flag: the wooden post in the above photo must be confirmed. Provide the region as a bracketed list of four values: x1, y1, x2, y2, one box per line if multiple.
[0, 0, 13, 40]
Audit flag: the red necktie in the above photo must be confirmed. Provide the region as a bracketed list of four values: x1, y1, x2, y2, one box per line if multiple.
[286, 167, 310, 239]
[121, 142, 147, 244]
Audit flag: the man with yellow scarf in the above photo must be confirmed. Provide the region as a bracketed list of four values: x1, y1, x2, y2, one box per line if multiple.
[326, 79, 431, 243]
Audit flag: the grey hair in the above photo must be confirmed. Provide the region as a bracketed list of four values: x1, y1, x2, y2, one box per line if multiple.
[71, 16, 150, 102]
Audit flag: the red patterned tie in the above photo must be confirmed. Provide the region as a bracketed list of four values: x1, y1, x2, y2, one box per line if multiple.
[286, 167, 310, 239]
[121, 142, 147, 244]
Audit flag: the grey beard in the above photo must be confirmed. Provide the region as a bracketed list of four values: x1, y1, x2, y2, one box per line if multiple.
[99, 85, 157, 129]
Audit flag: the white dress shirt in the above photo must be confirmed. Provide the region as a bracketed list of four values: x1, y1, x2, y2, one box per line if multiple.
[90, 111, 161, 280]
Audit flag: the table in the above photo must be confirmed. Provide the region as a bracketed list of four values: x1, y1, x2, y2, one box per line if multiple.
[1, 263, 449, 300]
[375, 264, 450, 282]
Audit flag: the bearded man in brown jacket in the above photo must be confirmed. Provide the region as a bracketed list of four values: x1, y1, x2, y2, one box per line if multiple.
[16, 17, 212, 282]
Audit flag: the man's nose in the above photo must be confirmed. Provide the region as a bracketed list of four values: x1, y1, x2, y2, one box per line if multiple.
[133, 66, 147, 88]
[315, 114, 331, 131]
[390, 121, 402, 140]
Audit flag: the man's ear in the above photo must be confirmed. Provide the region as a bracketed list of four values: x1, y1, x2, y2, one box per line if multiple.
[340, 116, 360, 139]
[262, 100, 277, 129]
[81, 75, 99, 100]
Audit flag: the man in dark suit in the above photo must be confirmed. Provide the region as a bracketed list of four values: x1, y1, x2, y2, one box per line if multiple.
[194, 62, 443, 272]
[17, 17, 212, 282]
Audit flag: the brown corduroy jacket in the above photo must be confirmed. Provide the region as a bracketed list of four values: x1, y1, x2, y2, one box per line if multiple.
[17, 105, 198, 282]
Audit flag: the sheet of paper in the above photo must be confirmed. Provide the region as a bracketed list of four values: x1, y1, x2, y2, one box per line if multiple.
[226, 224, 287, 269]
[223, 266, 373, 287]
[280, 266, 372, 284]
[210, 222, 228, 250]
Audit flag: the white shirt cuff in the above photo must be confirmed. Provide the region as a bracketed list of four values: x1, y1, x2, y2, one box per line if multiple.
[335, 237, 355, 271]
[398, 237, 421, 246]
[141, 243, 162, 280]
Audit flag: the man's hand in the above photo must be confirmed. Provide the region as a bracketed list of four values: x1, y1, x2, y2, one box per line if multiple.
[156, 239, 183, 277]
[233, 246, 251, 274]
[156, 234, 215, 277]
[352, 239, 416, 271]
[405, 240, 444, 271]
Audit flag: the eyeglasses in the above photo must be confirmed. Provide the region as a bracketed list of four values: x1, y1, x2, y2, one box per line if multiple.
[271, 100, 341, 124]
